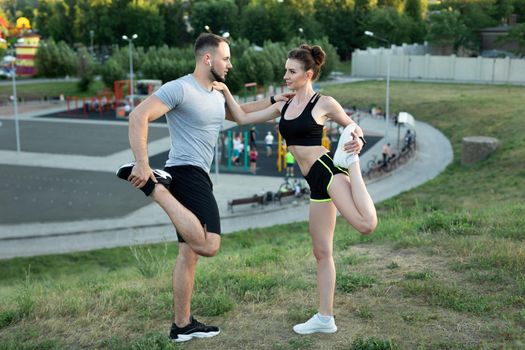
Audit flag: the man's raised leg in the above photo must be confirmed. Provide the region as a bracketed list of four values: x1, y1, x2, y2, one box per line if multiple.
[151, 185, 220, 257]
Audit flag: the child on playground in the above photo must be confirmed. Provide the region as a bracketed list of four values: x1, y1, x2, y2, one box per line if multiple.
[249, 147, 258, 174]
[285, 149, 295, 177]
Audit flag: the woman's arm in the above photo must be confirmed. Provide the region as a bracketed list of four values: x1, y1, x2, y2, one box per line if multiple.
[322, 95, 366, 153]
[215, 82, 281, 125]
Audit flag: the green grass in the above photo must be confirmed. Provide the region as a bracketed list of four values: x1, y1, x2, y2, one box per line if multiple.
[332, 59, 352, 75]
[0, 80, 106, 99]
[1, 81, 524, 349]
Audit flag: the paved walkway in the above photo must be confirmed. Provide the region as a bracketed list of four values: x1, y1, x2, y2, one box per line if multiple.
[0, 97, 453, 260]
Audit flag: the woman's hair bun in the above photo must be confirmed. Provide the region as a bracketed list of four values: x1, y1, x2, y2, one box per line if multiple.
[300, 44, 326, 67]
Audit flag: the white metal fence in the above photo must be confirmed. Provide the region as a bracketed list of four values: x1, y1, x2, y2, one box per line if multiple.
[352, 47, 525, 84]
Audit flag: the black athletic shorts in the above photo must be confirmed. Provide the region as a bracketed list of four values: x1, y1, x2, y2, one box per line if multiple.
[164, 165, 221, 242]
[304, 153, 348, 202]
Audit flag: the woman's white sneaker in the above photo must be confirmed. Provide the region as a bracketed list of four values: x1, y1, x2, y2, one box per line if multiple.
[292, 313, 337, 334]
[333, 124, 359, 168]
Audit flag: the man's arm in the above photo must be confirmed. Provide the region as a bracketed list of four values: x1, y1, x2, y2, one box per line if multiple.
[127, 95, 170, 189]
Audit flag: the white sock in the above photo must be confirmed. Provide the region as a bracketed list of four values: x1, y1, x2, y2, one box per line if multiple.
[317, 313, 333, 323]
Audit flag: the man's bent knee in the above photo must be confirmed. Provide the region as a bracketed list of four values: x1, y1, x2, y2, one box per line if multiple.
[195, 232, 221, 257]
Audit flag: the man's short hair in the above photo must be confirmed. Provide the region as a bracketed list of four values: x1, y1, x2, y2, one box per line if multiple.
[194, 33, 229, 57]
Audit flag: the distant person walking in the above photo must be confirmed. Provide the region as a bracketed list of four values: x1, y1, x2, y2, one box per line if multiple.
[382, 142, 391, 168]
[249, 126, 257, 150]
[265, 131, 274, 157]
[403, 129, 413, 151]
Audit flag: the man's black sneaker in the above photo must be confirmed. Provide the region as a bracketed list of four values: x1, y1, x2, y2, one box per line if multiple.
[116, 162, 172, 196]
[169, 316, 220, 343]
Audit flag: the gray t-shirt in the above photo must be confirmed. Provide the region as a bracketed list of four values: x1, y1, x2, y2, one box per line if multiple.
[154, 74, 225, 172]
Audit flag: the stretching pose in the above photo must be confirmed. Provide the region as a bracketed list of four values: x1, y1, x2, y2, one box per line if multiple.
[116, 33, 290, 342]
[214, 44, 377, 335]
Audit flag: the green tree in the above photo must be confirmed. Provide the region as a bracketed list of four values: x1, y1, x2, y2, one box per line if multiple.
[226, 38, 252, 93]
[120, 2, 165, 48]
[315, 0, 359, 60]
[491, 0, 515, 23]
[355, 0, 374, 13]
[100, 58, 126, 88]
[73, 0, 116, 49]
[159, 1, 193, 48]
[33, 0, 71, 44]
[239, 4, 274, 46]
[404, 0, 427, 21]
[364, 7, 415, 46]
[425, 8, 470, 52]
[34, 39, 77, 77]
[76, 46, 95, 91]
[190, 0, 239, 38]
[141, 45, 194, 83]
[260, 41, 288, 84]
[500, 22, 525, 56]
[378, 0, 404, 12]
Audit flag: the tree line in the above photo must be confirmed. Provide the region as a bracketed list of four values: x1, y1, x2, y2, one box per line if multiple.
[4, 0, 524, 92]
[7, 0, 524, 59]
[35, 36, 338, 94]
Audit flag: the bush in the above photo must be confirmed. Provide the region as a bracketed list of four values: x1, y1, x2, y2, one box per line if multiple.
[141, 45, 194, 83]
[35, 39, 77, 77]
[100, 58, 126, 88]
[76, 46, 95, 92]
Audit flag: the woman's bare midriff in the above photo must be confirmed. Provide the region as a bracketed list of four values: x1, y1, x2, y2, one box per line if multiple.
[288, 145, 329, 176]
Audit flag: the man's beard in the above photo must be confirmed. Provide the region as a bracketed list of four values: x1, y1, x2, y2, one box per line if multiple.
[210, 66, 225, 83]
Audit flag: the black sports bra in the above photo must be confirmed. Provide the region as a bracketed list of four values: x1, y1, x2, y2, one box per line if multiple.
[278, 93, 323, 146]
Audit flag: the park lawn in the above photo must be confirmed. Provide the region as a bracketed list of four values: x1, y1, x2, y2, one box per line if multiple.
[0, 81, 524, 349]
[333, 60, 352, 75]
[0, 80, 106, 100]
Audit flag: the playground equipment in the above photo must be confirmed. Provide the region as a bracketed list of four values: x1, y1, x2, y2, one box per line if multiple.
[225, 130, 250, 172]
[243, 82, 257, 102]
[115, 79, 162, 118]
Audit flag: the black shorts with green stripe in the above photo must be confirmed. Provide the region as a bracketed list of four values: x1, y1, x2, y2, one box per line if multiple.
[304, 153, 348, 202]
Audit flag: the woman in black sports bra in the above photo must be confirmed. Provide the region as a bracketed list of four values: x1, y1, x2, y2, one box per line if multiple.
[214, 44, 377, 335]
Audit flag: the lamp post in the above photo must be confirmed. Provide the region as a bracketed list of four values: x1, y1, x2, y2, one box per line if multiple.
[122, 34, 138, 108]
[365, 31, 391, 138]
[89, 30, 94, 56]
[2, 38, 24, 152]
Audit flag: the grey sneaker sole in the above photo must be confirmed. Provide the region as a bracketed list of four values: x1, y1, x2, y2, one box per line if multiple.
[172, 330, 220, 342]
[293, 327, 337, 335]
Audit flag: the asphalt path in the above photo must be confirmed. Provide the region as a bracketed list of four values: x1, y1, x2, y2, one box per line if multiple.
[0, 114, 380, 224]
[0, 119, 168, 156]
[0, 164, 150, 224]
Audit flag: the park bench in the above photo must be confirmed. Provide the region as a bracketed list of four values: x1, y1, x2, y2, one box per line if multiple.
[274, 188, 309, 204]
[227, 194, 264, 213]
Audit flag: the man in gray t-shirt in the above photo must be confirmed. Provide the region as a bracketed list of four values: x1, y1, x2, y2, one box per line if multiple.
[116, 33, 289, 342]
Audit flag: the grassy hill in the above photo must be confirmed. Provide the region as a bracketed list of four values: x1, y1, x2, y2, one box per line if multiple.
[1, 81, 524, 349]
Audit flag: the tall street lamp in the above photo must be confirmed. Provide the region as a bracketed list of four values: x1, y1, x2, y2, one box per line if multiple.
[2, 37, 24, 152]
[365, 30, 391, 137]
[122, 34, 138, 108]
